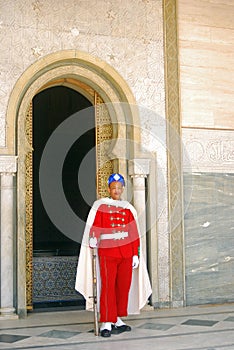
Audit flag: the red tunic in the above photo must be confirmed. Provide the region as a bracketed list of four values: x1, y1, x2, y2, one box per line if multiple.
[90, 203, 140, 258]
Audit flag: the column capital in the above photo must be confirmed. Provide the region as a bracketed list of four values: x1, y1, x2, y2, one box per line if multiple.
[1, 172, 16, 177]
[128, 158, 150, 177]
[0, 156, 17, 174]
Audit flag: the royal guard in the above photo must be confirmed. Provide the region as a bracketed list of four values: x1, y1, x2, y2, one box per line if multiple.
[75, 173, 152, 337]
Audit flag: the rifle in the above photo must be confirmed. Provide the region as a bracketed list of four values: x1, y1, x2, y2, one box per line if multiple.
[92, 246, 99, 336]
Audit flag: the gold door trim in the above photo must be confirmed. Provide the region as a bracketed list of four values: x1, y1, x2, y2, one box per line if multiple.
[95, 92, 113, 198]
[25, 102, 33, 309]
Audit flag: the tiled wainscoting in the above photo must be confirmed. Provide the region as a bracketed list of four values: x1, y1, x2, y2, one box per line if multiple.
[33, 256, 84, 306]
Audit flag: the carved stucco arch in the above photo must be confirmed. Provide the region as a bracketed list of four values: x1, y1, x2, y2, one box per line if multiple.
[11, 50, 142, 315]
[7, 50, 140, 155]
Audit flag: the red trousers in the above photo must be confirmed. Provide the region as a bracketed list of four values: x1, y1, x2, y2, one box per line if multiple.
[99, 255, 133, 323]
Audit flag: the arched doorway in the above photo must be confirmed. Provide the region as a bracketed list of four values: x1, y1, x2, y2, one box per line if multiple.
[12, 50, 142, 317]
[24, 82, 115, 311]
[32, 86, 94, 310]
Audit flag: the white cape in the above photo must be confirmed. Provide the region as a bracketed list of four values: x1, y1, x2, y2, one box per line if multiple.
[75, 198, 152, 314]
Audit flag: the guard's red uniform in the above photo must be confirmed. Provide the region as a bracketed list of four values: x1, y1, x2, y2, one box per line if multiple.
[89, 202, 140, 323]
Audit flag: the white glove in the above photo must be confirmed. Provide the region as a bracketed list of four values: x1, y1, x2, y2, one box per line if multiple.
[132, 255, 139, 269]
[89, 236, 98, 248]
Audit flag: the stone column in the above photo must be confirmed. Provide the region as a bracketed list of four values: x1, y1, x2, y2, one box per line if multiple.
[0, 156, 17, 318]
[128, 159, 150, 260]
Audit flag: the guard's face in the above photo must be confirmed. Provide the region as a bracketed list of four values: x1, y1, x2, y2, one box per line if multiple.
[108, 181, 124, 200]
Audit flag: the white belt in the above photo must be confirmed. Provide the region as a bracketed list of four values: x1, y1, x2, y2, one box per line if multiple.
[100, 232, 128, 240]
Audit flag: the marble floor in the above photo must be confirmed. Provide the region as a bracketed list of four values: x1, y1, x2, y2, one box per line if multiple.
[0, 303, 234, 350]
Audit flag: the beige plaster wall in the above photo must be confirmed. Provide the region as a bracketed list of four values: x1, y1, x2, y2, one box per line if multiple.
[178, 0, 234, 174]
[178, 0, 234, 130]
[0, 0, 165, 152]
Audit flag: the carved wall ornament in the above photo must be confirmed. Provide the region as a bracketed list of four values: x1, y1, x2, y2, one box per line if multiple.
[163, 0, 185, 306]
[183, 129, 234, 173]
[0, 156, 17, 173]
